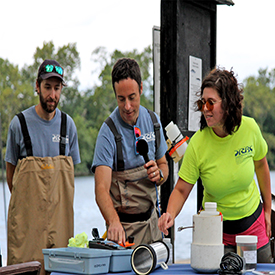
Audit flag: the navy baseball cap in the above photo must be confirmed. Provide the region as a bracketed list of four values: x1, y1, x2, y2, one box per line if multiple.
[37, 59, 65, 85]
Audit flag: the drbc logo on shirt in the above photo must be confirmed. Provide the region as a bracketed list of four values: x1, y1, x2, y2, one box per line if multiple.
[235, 145, 253, 164]
[52, 134, 69, 143]
[143, 132, 155, 143]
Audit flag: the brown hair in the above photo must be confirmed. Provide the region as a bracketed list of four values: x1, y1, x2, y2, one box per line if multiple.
[196, 68, 244, 135]
[111, 58, 142, 94]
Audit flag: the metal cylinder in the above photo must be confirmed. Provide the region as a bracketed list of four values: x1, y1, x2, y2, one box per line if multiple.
[131, 241, 169, 275]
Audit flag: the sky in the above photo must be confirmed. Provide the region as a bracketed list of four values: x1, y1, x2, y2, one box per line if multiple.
[0, 0, 275, 91]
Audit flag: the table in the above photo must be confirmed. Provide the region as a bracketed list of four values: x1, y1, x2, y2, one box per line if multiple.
[51, 263, 275, 275]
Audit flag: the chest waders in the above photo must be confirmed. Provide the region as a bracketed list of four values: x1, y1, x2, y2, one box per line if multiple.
[7, 112, 74, 275]
[105, 109, 162, 247]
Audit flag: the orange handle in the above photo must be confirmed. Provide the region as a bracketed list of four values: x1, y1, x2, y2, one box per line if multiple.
[169, 136, 189, 156]
[119, 241, 135, 248]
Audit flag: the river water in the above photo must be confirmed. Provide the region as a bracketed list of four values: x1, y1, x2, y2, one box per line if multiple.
[1, 172, 275, 266]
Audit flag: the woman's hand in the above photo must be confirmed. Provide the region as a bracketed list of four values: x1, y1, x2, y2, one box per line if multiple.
[254, 157, 272, 239]
[158, 212, 174, 236]
[264, 210, 272, 239]
[158, 178, 194, 236]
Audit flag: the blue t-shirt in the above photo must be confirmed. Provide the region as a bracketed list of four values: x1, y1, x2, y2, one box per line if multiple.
[92, 106, 167, 172]
[5, 106, 81, 166]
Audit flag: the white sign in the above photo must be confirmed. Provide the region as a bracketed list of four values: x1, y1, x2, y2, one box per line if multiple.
[188, 56, 202, 132]
[153, 26, 161, 117]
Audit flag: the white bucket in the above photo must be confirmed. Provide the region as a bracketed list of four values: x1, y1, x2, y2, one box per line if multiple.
[191, 202, 224, 273]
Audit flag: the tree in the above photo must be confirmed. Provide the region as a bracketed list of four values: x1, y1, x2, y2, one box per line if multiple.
[86, 46, 153, 130]
[22, 41, 81, 109]
[0, 58, 36, 148]
[73, 46, 154, 172]
[1, 43, 155, 175]
[1, 42, 87, 173]
[243, 67, 275, 169]
[243, 68, 275, 130]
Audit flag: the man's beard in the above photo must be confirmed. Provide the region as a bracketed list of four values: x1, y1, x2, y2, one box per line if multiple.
[39, 93, 59, 113]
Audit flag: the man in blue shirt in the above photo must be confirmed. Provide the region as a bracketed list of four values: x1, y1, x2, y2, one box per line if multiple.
[92, 58, 168, 247]
[5, 59, 80, 275]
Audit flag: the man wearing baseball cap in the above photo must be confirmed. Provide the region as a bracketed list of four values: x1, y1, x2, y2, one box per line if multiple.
[5, 59, 81, 274]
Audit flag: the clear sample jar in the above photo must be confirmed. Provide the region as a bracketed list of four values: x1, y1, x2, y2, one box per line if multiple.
[236, 235, 258, 270]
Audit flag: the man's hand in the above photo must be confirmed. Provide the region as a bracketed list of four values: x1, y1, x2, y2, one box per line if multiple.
[107, 220, 126, 246]
[6, 162, 16, 192]
[95, 166, 126, 244]
[144, 160, 161, 182]
[144, 155, 168, 185]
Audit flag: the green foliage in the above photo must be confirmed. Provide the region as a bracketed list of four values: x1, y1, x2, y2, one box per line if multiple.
[2, 41, 275, 172]
[263, 132, 275, 170]
[73, 114, 98, 175]
[243, 67, 275, 169]
[0, 58, 36, 147]
[80, 46, 153, 168]
[0, 42, 153, 175]
[85, 46, 153, 132]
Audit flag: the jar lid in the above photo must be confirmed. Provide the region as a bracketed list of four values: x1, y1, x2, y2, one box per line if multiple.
[235, 235, 258, 244]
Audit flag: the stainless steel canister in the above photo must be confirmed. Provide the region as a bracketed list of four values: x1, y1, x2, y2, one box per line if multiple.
[131, 241, 169, 275]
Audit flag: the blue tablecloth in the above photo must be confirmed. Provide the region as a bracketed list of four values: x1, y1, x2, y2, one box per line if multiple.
[51, 263, 275, 275]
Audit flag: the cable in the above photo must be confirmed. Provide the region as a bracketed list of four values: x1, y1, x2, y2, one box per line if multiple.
[218, 252, 244, 275]
[155, 184, 164, 239]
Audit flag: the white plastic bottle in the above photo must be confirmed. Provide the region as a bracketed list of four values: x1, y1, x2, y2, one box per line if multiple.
[165, 121, 183, 144]
[165, 121, 187, 157]
[199, 202, 220, 216]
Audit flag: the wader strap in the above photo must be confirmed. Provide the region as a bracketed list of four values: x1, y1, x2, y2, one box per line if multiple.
[59, 111, 67, 156]
[105, 117, 124, 171]
[16, 112, 33, 157]
[147, 109, 160, 151]
[16, 111, 67, 157]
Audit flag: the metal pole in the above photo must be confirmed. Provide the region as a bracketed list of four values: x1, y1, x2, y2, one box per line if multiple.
[0, 113, 7, 233]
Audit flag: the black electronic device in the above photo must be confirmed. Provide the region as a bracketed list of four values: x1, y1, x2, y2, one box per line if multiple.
[89, 240, 124, 250]
[89, 227, 135, 249]
[91, 228, 103, 240]
[89, 228, 121, 250]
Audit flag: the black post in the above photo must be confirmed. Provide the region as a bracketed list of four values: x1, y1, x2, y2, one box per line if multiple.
[160, 0, 234, 251]
[159, 0, 177, 239]
[160, 0, 218, 227]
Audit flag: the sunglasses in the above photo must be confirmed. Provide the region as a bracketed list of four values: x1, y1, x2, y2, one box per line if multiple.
[197, 98, 222, 112]
[134, 126, 142, 155]
[43, 64, 64, 76]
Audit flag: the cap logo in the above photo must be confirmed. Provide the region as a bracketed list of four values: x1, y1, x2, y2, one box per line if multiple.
[44, 64, 64, 76]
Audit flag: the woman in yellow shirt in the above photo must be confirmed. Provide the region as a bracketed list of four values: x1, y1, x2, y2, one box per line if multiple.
[158, 68, 272, 262]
